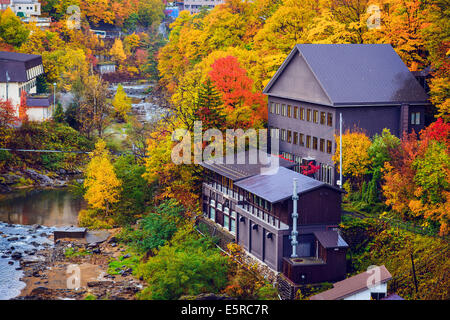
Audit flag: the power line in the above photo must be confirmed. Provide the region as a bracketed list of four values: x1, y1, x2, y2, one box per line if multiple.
[0, 148, 92, 154]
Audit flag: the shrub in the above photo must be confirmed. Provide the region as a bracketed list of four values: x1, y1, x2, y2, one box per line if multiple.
[78, 209, 114, 229]
[136, 225, 229, 300]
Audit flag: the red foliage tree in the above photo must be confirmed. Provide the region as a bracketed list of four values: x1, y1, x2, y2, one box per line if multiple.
[208, 56, 267, 126]
[19, 91, 29, 123]
[0, 99, 18, 127]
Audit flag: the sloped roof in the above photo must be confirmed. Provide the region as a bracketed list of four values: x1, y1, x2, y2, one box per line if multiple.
[264, 44, 430, 106]
[234, 166, 343, 203]
[314, 230, 348, 249]
[309, 265, 392, 300]
[200, 151, 296, 182]
[0, 51, 43, 82]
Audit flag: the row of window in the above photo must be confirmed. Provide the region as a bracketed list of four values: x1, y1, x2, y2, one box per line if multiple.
[271, 127, 333, 154]
[207, 198, 237, 234]
[270, 102, 333, 127]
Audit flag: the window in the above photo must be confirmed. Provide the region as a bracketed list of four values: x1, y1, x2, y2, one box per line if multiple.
[275, 103, 280, 114]
[299, 133, 304, 146]
[293, 106, 298, 119]
[287, 130, 292, 143]
[293, 132, 298, 145]
[230, 211, 237, 234]
[210, 207, 216, 221]
[327, 140, 332, 154]
[313, 137, 318, 150]
[313, 110, 319, 123]
[287, 105, 292, 118]
[300, 107, 305, 120]
[306, 135, 311, 148]
[281, 104, 287, 116]
[224, 207, 230, 229]
[327, 113, 333, 127]
[411, 112, 421, 125]
[270, 102, 274, 114]
[306, 109, 311, 122]
[320, 112, 326, 125]
[371, 292, 386, 300]
[281, 129, 286, 141]
[320, 139, 325, 152]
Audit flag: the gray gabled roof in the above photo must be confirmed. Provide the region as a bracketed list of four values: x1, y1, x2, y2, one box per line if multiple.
[200, 151, 296, 182]
[264, 44, 430, 106]
[0, 51, 43, 82]
[234, 166, 344, 204]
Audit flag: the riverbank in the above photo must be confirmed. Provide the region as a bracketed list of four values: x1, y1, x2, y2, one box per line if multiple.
[0, 168, 83, 194]
[13, 227, 144, 300]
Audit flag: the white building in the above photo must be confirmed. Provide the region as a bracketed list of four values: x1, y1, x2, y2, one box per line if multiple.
[183, 0, 224, 14]
[310, 265, 394, 300]
[0, 51, 51, 122]
[0, 0, 41, 18]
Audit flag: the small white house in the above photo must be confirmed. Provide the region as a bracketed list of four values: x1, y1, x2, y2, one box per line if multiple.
[0, 51, 51, 122]
[183, 0, 224, 14]
[310, 265, 393, 300]
[0, 0, 41, 17]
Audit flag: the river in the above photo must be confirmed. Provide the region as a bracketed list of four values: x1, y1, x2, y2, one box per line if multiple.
[0, 189, 84, 300]
[0, 81, 166, 300]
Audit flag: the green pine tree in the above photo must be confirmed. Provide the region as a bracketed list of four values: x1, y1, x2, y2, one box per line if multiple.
[195, 79, 225, 130]
[53, 103, 65, 123]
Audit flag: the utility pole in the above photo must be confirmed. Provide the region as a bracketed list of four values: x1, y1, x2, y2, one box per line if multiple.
[339, 113, 343, 189]
[410, 252, 419, 294]
[290, 178, 299, 258]
[6, 71, 10, 101]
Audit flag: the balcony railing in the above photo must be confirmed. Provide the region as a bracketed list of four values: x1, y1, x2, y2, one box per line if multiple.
[204, 181, 289, 230]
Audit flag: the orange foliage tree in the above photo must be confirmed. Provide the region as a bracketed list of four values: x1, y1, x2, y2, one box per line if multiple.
[19, 91, 29, 123]
[208, 56, 267, 128]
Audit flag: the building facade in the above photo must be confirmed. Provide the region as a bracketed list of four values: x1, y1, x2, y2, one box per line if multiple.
[0, 0, 41, 17]
[0, 51, 51, 122]
[264, 44, 430, 186]
[183, 0, 224, 14]
[200, 152, 348, 285]
[310, 265, 393, 300]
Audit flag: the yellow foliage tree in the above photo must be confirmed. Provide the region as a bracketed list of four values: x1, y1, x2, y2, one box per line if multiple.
[333, 129, 372, 188]
[110, 38, 127, 63]
[112, 84, 132, 121]
[84, 139, 122, 214]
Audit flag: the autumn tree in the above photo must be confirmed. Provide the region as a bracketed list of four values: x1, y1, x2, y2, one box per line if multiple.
[0, 7, 30, 47]
[84, 139, 122, 214]
[76, 74, 111, 138]
[112, 84, 132, 122]
[333, 129, 372, 189]
[0, 99, 18, 127]
[110, 38, 127, 63]
[208, 56, 266, 128]
[19, 91, 29, 123]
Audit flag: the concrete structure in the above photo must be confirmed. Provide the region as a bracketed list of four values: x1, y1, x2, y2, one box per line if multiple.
[310, 265, 392, 300]
[0, 51, 51, 122]
[264, 44, 430, 186]
[0, 0, 41, 17]
[183, 0, 224, 14]
[200, 151, 348, 286]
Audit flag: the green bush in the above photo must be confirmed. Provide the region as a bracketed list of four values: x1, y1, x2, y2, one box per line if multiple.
[120, 199, 183, 253]
[136, 225, 229, 300]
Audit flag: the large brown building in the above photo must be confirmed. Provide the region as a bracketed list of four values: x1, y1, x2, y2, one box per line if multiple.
[264, 44, 430, 186]
[200, 152, 348, 286]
